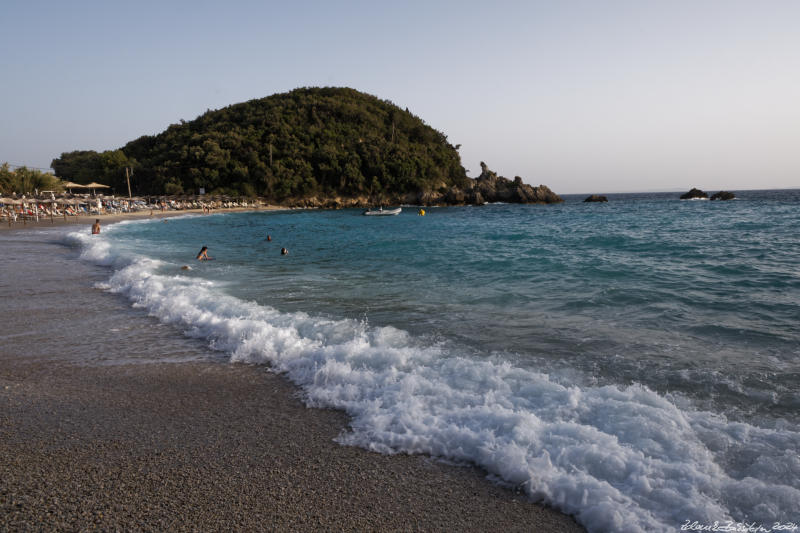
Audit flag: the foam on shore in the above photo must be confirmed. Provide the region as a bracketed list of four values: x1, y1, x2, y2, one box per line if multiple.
[64, 227, 800, 533]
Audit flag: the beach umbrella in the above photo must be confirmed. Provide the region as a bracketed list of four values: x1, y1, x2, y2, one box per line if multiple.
[37, 198, 56, 220]
[84, 182, 111, 195]
[1, 199, 20, 223]
[67, 198, 84, 211]
[61, 181, 86, 194]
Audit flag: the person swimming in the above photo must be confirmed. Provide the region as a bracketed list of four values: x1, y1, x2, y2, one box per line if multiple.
[196, 246, 211, 260]
[267, 234, 272, 242]
[280, 247, 288, 255]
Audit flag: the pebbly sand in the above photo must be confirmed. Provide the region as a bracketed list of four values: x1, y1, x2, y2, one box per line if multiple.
[0, 205, 280, 232]
[0, 215, 583, 532]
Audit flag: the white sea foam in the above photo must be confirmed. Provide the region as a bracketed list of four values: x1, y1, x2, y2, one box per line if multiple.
[65, 229, 800, 533]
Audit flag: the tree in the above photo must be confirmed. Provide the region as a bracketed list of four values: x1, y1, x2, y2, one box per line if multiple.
[52, 87, 468, 200]
[0, 163, 62, 195]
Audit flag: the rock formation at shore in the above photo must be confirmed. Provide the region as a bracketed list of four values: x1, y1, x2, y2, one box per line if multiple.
[421, 162, 562, 206]
[680, 188, 708, 200]
[285, 162, 562, 208]
[583, 195, 608, 203]
[710, 191, 735, 201]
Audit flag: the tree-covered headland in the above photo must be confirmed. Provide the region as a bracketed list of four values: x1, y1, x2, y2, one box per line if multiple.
[51, 87, 561, 206]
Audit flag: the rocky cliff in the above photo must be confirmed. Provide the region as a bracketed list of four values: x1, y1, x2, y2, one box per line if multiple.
[284, 162, 562, 208]
[415, 162, 562, 206]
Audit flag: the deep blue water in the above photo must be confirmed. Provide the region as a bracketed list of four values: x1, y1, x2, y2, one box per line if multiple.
[63, 190, 800, 532]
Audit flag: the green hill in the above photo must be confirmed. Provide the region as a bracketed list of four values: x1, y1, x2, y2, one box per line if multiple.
[52, 87, 470, 202]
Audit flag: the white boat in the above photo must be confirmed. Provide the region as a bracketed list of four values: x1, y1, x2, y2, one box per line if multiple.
[363, 207, 401, 216]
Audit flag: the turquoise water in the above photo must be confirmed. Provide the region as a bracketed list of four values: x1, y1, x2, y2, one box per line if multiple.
[66, 190, 800, 532]
[113, 191, 800, 421]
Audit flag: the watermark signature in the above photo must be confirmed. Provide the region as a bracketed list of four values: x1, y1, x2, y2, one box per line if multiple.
[681, 521, 798, 533]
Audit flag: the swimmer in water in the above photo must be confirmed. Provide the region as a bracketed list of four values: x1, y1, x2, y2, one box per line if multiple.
[196, 246, 211, 261]
[281, 247, 288, 255]
[267, 234, 272, 242]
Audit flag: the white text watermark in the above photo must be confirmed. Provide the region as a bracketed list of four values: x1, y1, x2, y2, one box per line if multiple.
[681, 521, 797, 533]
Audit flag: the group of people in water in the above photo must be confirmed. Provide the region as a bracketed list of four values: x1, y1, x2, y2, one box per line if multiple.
[90, 218, 288, 262]
[196, 239, 287, 260]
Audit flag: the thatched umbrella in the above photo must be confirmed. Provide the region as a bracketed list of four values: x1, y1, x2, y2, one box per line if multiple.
[7, 198, 31, 222]
[36, 198, 56, 221]
[84, 182, 111, 195]
[0, 198, 17, 225]
[61, 181, 85, 194]
[64, 197, 84, 215]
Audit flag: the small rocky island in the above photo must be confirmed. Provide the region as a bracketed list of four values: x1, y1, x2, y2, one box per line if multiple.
[710, 191, 736, 201]
[583, 195, 608, 203]
[680, 188, 708, 200]
[680, 188, 737, 201]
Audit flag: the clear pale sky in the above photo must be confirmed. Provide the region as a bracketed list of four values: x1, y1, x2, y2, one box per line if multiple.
[1, 0, 798, 194]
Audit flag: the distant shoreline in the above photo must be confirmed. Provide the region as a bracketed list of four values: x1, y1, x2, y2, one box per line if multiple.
[0, 205, 280, 232]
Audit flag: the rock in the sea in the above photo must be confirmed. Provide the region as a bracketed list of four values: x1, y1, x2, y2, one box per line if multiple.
[680, 188, 708, 200]
[464, 162, 563, 205]
[583, 195, 608, 203]
[710, 191, 735, 201]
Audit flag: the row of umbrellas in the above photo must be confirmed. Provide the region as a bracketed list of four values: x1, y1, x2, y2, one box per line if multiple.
[2, 192, 259, 208]
[0, 197, 95, 223]
[0, 197, 91, 206]
[62, 181, 111, 194]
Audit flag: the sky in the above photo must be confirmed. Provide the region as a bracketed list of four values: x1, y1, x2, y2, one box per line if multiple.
[1, 0, 798, 194]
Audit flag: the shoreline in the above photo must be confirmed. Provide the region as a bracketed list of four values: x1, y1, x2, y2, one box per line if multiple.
[0, 205, 282, 232]
[0, 220, 583, 531]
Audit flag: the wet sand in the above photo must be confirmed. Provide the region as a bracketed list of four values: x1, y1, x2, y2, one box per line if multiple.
[0, 218, 583, 532]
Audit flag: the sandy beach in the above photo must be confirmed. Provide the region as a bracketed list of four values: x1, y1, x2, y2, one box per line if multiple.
[0, 205, 280, 232]
[0, 219, 583, 532]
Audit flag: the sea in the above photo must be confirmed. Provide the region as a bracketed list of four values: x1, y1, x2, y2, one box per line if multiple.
[5, 190, 799, 532]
